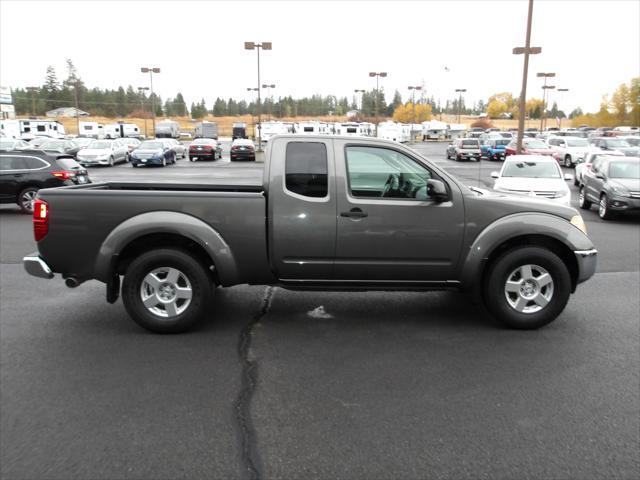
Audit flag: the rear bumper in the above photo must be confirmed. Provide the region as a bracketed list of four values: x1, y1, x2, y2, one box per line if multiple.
[23, 253, 54, 279]
[574, 248, 597, 284]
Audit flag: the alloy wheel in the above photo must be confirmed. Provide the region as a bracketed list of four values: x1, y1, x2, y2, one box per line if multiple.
[504, 264, 554, 314]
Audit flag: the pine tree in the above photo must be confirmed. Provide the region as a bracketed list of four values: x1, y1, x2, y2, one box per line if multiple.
[43, 66, 60, 111]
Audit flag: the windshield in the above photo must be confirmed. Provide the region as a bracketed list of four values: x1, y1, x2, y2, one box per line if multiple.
[502, 161, 561, 178]
[495, 139, 510, 146]
[524, 140, 548, 149]
[608, 161, 640, 179]
[88, 141, 112, 149]
[461, 140, 479, 148]
[140, 141, 164, 149]
[193, 139, 215, 145]
[566, 138, 588, 147]
[605, 139, 631, 148]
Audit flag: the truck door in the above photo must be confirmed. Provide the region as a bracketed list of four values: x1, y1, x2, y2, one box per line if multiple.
[333, 142, 464, 282]
[268, 138, 336, 280]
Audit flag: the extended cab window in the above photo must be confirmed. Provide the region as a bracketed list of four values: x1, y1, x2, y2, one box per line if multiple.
[285, 142, 328, 198]
[345, 146, 432, 199]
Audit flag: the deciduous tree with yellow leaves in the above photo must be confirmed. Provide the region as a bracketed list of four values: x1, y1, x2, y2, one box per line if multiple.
[392, 102, 432, 123]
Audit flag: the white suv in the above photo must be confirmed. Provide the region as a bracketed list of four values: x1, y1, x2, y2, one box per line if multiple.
[547, 136, 592, 168]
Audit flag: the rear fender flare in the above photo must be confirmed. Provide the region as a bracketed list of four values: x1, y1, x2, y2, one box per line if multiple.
[94, 211, 239, 285]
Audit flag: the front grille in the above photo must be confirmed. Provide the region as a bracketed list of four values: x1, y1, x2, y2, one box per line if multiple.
[507, 189, 558, 198]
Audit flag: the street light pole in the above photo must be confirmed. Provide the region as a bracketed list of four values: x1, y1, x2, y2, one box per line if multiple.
[369, 71, 387, 136]
[74, 81, 81, 135]
[408, 85, 422, 143]
[138, 86, 149, 138]
[455, 88, 466, 124]
[537, 72, 555, 131]
[557, 88, 569, 129]
[247, 87, 259, 139]
[245, 41, 272, 150]
[262, 84, 275, 121]
[141, 67, 160, 137]
[513, 0, 541, 154]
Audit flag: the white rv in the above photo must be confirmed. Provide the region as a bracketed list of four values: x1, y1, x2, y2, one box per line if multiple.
[155, 120, 180, 139]
[0, 119, 65, 139]
[376, 121, 407, 143]
[105, 122, 141, 139]
[79, 121, 105, 139]
[258, 121, 294, 143]
[294, 121, 330, 135]
[421, 120, 448, 140]
[194, 121, 218, 139]
[447, 123, 468, 139]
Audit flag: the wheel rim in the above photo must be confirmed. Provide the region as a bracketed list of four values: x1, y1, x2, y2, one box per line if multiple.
[579, 189, 585, 206]
[504, 264, 554, 314]
[21, 190, 37, 212]
[140, 267, 193, 318]
[599, 197, 607, 217]
[565, 157, 571, 167]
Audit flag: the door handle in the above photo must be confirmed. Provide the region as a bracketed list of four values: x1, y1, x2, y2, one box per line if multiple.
[13, 174, 24, 178]
[340, 208, 368, 218]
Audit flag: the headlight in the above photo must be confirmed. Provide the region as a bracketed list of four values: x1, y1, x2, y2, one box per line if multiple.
[570, 215, 587, 235]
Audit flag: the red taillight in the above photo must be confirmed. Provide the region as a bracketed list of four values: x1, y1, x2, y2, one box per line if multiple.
[33, 199, 49, 241]
[51, 170, 75, 180]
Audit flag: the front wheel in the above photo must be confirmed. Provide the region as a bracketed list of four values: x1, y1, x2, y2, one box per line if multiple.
[483, 246, 571, 329]
[162, 157, 166, 167]
[109, 156, 114, 167]
[122, 248, 214, 333]
[579, 186, 592, 209]
[564, 155, 572, 168]
[598, 194, 614, 220]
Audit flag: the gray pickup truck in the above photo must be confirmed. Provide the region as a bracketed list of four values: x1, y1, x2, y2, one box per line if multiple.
[24, 135, 597, 333]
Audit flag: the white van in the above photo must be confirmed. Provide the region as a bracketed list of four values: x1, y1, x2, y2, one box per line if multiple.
[79, 121, 105, 139]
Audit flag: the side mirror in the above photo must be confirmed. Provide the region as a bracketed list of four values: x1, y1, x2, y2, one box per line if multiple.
[490, 171, 500, 179]
[426, 179, 449, 202]
[564, 173, 574, 181]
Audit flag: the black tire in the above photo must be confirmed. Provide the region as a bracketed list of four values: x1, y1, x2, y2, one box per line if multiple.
[564, 155, 572, 168]
[573, 176, 579, 187]
[162, 157, 166, 167]
[455, 154, 461, 162]
[109, 156, 114, 167]
[18, 186, 38, 214]
[598, 194, 614, 220]
[578, 186, 592, 209]
[121, 248, 214, 333]
[483, 246, 571, 330]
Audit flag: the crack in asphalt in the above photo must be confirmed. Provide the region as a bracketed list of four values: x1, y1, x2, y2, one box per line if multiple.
[235, 286, 274, 480]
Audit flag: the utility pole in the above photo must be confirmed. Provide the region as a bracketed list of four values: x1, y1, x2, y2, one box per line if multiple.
[513, 0, 541, 154]
[74, 81, 81, 135]
[26, 87, 38, 116]
[408, 85, 422, 142]
[262, 84, 275, 121]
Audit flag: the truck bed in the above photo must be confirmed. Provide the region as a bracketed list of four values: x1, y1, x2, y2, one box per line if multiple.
[36, 181, 271, 285]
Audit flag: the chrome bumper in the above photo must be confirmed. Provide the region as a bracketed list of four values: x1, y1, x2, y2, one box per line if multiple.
[23, 253, 54, 279]
[574, 249, 597, 284]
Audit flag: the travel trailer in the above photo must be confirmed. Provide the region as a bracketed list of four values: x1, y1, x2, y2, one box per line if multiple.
[0, 119, 65, 139]
[155, 120, 180, 139]
[105, 122, 141, 139]
[79, 121, 105, 139]
[194, 121, 218, 139]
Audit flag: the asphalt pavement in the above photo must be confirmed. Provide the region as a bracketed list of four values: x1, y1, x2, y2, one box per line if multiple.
[1, 141, 638, 480]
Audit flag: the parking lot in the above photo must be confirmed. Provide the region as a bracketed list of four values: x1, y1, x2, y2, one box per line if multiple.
[1, 141, 638, 479]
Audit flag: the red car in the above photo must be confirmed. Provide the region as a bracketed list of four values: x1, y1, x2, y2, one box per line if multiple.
[505, 138, 554, 157]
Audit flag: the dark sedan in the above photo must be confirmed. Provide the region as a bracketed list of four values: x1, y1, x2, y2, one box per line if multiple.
[130, 140, 176, 167]
[189, 138, 222, 161]
[0, 150, 90, 213]
[38, 139, 81, 158]
[230, 139, 256, 161]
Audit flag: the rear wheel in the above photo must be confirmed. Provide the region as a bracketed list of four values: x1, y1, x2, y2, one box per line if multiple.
[483, 246, 571, 329]
[18, 187, 38, 214]
[122, 248, 213, 333]
[579, 186, 592, 209]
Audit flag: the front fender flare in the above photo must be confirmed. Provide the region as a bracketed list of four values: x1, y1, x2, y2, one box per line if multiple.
[460, 212, 594, 290]
[94, 211, 239, 285]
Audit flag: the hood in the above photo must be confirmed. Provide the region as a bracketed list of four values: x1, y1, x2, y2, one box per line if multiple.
[468, 186, 577, 220]
[526, 148, 553, 155]
[494, 176, 569, 193]
[609, 178, 640, 191]
[78, 148, 110, 156]
[133, 148, 163, 155]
